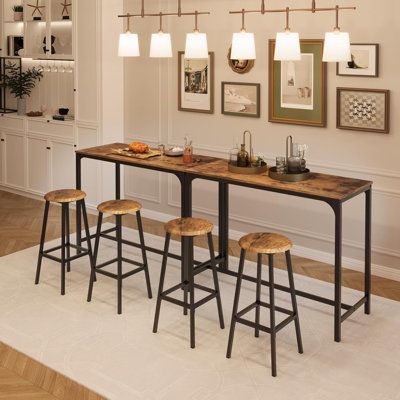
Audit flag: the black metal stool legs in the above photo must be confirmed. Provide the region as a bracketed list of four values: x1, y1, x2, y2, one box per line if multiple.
[66, 205, 71, 273]
[116, 215, 123, 315]
[226, 249, 246, 358]
[255, 254, 262, 338]
[136, 211, 152, 299]
[286, 251, 304, 354]
[87, 212, 103, 302]
[268, 254, 277, 377]
[153, 233, 171, 333]
[60, 204, 67, 295]
[207, 233, 225, 329]
[189, 243, 195, 349]
[35, 201, 50, 285]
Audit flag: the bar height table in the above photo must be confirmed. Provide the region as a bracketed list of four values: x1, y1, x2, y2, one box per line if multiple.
[76, 143, 372, 343]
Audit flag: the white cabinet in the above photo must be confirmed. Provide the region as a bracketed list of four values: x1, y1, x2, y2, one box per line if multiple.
[49, 139, 74, 190]
[26, 135, 49, 194]
[4, 131, 25, 189]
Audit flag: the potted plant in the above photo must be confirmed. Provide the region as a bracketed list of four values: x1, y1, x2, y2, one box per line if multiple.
[4, 63, 43, 115]
[13, 5, 23, 21]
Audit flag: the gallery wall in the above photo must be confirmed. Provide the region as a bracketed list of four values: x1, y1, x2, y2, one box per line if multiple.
[123, 0, 400, 278]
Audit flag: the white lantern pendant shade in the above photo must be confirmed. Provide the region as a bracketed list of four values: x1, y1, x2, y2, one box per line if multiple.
[231, 30, 256, 60]
[118, 31, 140, 57]
[185, 30, 208, 59]
[323, 29, 351, 62]
[274, 30, 301, 61]
[150, 31, 172, 58]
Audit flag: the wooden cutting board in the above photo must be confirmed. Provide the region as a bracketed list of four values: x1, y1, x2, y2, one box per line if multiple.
[111, 148, 161, 159]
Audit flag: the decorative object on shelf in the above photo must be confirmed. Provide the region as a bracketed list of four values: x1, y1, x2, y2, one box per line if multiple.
[43, 35, 56, 55]
[269, 39, 327, 127]
[118, 0, 210, 59]
[7, 36, 24, 56]
[58, 107, 69, 115]
[0, 57, 22, 114]
[228, 0, 356, 62]
[61, 0, 71, 20]
[337, 87, 390, 134]
[3, 62, 43, 116]
[228, 130, 268, 175]
[230, 9, 256, 61]
[26, 111, 43, 117]
[337, 44, 379, 77]
[28, 0, 45, 20]
[183, 136, 193, 163]
[13, 5, 24, 21]
[222, 82, 260, 118]
[178, 51, 214, 113]
[227, 47, 254, 74]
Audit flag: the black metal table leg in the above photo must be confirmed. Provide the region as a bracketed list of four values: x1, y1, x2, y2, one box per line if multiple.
[365, 189, 372, 315]
[333, 202, 343, 343]
[75, 154, 82, 252]
[218, 182, 229, 270]
[255, 253, 262, 338]
[116, 163, 121, 200]
[116, 214, 123, 314]
[61, 203, 67, 295]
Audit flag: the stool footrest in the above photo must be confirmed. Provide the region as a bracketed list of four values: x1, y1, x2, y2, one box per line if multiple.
[94, 258, 146, 280]
[193, 260, 212, 276]
[42, 250, 89, 264]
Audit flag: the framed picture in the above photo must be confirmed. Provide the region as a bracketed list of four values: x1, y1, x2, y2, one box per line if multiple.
[337, 88, 390, 134]
[221, 82, 260, 118]
[227, 47, 255, 74]
[268, 39, 327, 127]
[337, 44, 379, 77]
[178, 51, 214, 113]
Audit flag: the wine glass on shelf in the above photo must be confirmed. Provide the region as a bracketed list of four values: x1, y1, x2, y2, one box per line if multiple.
[51, 61, 58, 73]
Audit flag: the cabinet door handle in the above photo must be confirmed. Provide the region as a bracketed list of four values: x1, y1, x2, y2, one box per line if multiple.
[46, 147, 51, 150]
[0, 139, 4, 142]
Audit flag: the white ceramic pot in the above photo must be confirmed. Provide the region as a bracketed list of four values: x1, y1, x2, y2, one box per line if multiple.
[13, 11, 23, 21]
[17, 98, 26, 116]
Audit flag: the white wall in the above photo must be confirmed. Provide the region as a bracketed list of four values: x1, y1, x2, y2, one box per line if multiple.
[123, 0, 400, 278]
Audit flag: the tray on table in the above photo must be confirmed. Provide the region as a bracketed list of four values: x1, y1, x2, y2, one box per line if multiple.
[111, 148, 161, 160]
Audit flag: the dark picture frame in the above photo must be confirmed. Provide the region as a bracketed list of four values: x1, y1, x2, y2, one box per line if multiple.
[178, 51, 214, 114]
[337, 44, 379, 77]
[268, 39, 327, 127]
[337, 87, 390, 134]
[221, 82, 261, 118]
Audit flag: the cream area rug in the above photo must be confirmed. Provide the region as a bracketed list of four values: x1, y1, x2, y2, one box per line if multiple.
[0, 224, 399, 400]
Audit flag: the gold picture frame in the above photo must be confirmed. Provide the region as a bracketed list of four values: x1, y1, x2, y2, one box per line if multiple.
[227, 47, 255, 74]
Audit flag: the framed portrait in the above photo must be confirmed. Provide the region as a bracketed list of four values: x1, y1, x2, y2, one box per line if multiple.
[227, 47, 255, 74]
[178, 51, 214, 113]
[268, 39, 327, 127]
[337, 44, 379, 77]
[337, 88, 390, 134]
[221, 82, 260, 118]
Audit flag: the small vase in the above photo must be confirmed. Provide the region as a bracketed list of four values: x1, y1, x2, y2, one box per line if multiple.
[17, 98, 26, 116]
[13, 11, 23, 21]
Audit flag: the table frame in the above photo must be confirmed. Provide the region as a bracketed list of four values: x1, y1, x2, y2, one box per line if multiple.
[75, 152, 372, 343]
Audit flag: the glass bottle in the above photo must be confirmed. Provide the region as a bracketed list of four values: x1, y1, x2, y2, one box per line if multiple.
[183, 144, 193, 164]
[237, 144, 249, 167]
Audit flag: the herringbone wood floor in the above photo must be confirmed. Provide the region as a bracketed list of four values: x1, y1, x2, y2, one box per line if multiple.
[0, 189, 399, 399]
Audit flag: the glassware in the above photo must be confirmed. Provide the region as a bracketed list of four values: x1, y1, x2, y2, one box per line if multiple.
[237, 143, 249, 167]
[276, 156, 286, 174]
[183, 144, 193, 163]
[158, 144, 165, 156]
[288, 156, 302, 173]
[229, 147, 238, 164]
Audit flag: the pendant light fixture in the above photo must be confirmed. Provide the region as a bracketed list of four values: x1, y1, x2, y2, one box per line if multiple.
[231, 9, 256, 60]
[150, 13, 172, 58]
[118, 13, 140, 57]
[323, 5, 351, 62]
[274, 7, 301, 61]
[185, 11, 208, 59]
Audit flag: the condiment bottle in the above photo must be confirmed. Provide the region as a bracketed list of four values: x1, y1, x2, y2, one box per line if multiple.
[183, 144, 193, 164]
[237, 144, 249, 167]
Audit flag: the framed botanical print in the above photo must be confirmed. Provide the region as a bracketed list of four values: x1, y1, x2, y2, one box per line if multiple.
[268, 39, 327, 127]
[337, 88, 390, 134]
[227, 47, 255, 74]
[337, 44, 379, 77]
[221, 82, 260, 118]
[178, 51, 214, 113]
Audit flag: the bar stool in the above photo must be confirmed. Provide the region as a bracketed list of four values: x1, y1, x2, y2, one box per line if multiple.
[87, 199, 152, 314]
[226, 232, 303, 377]
[35, 189, 94, 296]
[153, 217, 225, 349]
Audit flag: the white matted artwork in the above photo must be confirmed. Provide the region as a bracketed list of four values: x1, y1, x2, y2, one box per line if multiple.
[178, 51, 214, 113]
[337, 44, 379, 77]
[281, 54, 314, 110]
[221, 82, 260, 118]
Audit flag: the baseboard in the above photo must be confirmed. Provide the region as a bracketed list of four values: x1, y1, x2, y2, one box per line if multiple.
[140, 208, 400, 283]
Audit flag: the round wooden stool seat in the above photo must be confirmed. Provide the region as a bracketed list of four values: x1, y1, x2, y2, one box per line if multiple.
[239, 233, 292, 254]
[97, 199, 142, 215]
[44, 189, 86, 204]
[165, 218, 213, 237]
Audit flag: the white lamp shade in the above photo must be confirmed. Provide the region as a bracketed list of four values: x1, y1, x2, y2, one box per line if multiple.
[274, 31, 301, 61]
[118, 31, 140, 57]
[150, 31, 172, 58]
[231, 31, 256, 60]
[185, 31, 208, 59]
[323, 31, 351, 62]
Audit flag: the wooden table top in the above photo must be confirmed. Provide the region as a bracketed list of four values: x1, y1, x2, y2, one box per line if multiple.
[77, 143, 372, 202]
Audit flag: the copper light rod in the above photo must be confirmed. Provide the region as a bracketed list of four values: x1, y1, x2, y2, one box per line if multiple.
[118, 11, 210, 19]
[229, 6, 356, 15]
